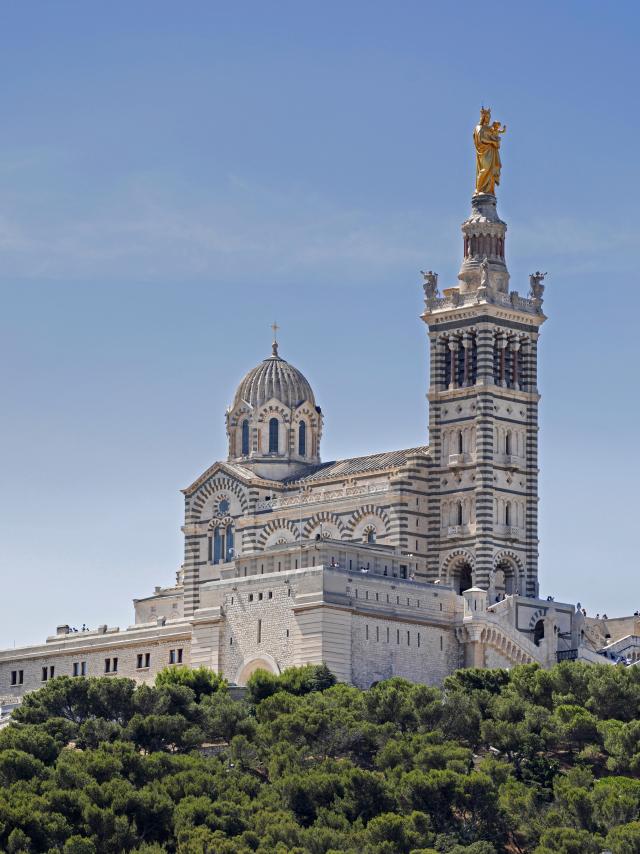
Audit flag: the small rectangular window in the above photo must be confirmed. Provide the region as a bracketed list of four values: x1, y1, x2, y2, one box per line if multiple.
[177, 649, 183, 664]
[397, 629, 400, 645]
[286, 629, 290, 638]
[258, 592, 263, 601]
[440, 602, 443, 612]
[376, 626, 379, 642]
[10, 670, 17, 686]
[73, 662, 79, 677]
[169, 649, 175, 664]
[42, 666, 48, 682]
[257, 619, 262, 644]
[230, 637, 233, 645]
[418, 633, 421, 648]
[268, 591, 273, 599]
[137, 654, 143, 669]
[112, 658, 118, 673]
[105, 658, 111, 673]
[288, 588, 291, 597]
[50, 666, 55, 679]
[366, 624, 369, 640]
[365, 590, 369, 600]
[248, 594, 254, 603]
[145, 653, 150, 668]
[440, 636, 443, 651]
[81, 662, 86, 676]
[386, 627, 390, 643]
[407, 631, 410, 645]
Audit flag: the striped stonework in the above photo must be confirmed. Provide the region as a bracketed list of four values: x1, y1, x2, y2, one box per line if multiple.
[421, 194, 547, 599]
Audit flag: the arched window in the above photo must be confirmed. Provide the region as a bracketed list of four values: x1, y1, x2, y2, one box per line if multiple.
[213, 526, 222, 564]
[298, 421, 306, 456]
[226, 525, 234, 562]
[457, 430, 464, 454]
[366, 528, 376, 544]
[269, 418, 279, 453]
[505, 502, 511, 526]
[457, 501, 463, 526]
[505, 430, 512, 455]
[241, 420, 250, 455]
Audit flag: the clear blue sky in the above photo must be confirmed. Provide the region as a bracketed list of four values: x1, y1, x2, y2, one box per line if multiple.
[1, 1, 639, 646]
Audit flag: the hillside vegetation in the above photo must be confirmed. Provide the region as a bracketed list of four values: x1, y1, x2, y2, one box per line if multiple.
[3, 662, 640, 853]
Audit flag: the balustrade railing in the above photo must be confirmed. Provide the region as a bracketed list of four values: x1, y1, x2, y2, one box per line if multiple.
[446, 524, 475, 538]
[255, 483, 390, 512]
[426, 289, 539, 315]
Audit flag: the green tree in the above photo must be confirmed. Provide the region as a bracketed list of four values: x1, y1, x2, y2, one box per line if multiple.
[534, 826, 601, 853]
[155, 665, 225, 700]
[605, 820, 640, 854]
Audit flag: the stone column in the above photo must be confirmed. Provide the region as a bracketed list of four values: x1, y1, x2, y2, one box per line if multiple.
[462, 334, 471, 387]
[512, 339, 521, 391]
[463, 625, 486, 668]
[448, 340, 459, 390]
[498, 334, 508, 387]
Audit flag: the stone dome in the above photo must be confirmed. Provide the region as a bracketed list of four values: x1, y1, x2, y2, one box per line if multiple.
[232, 343, 316, 411]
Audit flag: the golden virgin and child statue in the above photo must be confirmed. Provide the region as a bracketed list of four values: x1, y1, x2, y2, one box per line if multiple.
[473, 107, 506, 195]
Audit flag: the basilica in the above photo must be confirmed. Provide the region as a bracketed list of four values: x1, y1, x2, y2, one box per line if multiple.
[1, 113, 637, 711]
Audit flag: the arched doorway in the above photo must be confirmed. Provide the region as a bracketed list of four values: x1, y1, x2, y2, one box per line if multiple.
[533, 620, 545, 646]
[494, 560, 516, 596]
[493, 553, 524, 597]
[234, 654, 280, 686]
[452, 562, 473, 595]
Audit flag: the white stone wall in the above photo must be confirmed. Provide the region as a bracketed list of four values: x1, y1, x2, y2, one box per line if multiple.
[220, 580, 296, 682]
[484, 645, 516, 670]
[0, 630, 191, 701]
[351, 615, 459, 688]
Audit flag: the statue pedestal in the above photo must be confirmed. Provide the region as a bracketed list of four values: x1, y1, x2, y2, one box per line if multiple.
[458, 194, 509, 295]
[470, 193, 502, 223]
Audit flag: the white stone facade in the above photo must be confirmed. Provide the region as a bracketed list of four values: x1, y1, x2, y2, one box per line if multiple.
[1, 163, 627, 710]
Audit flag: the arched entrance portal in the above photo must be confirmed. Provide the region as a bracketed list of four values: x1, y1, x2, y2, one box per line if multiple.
[451, 563, 473, 595]
[494, 560, 516, 597]
[492, 552, 524, 600]
[234, 654, 280, 686]
[533, 620, 545, 646]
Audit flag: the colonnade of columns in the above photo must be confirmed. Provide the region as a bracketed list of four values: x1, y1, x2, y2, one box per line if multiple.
[435, 330, 531, 391]
[463, 232, 505, 261]
[441, 331, 478, 389]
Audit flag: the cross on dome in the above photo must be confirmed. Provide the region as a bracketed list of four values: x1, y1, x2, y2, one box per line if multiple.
[271, 320, 280, 357]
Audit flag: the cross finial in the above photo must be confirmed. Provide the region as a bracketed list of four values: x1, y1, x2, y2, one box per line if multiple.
[271, 321, 280, 357]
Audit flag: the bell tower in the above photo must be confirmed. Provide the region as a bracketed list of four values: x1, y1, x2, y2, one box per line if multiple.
[421, 109, 547, 599]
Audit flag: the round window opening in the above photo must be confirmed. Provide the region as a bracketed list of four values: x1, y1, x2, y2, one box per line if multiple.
[218, 499, 230, 516]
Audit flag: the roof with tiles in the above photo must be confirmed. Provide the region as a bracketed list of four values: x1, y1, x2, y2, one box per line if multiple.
[284, 445, 429, 484]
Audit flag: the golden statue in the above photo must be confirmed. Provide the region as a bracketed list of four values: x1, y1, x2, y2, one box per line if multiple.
[473, 107, 506, 195]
